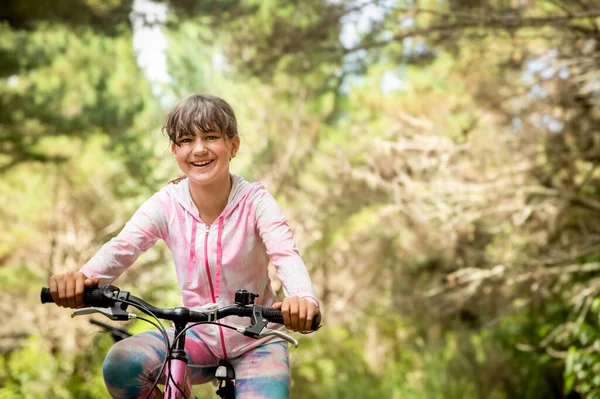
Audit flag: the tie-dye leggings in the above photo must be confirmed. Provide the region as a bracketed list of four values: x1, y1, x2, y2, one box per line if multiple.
[102, 327, 290, 399]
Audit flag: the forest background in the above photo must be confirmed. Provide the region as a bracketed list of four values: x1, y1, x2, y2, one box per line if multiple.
[1, 0, 600, 398]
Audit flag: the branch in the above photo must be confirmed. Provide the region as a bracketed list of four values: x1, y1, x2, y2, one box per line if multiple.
[523, 186, 600, 214]
[341, 10, 600, 54]
[0, 153, 68, 174]
[507, 262, 600, 284]
[425, 262, 600, 299]
[527, 242, 600, 268]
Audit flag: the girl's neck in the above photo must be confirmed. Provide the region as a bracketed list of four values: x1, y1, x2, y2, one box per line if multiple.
[188, 174, 232, 225]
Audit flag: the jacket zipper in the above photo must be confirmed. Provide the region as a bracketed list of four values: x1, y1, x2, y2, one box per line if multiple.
[203, 224, 229, 359]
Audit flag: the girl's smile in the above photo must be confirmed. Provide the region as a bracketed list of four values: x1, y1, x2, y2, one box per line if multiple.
[190, 159, 215, 168]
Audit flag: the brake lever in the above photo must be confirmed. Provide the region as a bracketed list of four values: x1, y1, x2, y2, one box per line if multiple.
[258, 329, 298, 348]
[240, 305, 298, 347]
[243, 305, 269, 338]
[71, 305, 136, 321]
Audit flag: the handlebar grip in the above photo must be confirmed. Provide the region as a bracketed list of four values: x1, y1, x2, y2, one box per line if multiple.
[40, 287, 54, 304]
[312, 312, 322, 331]
[263, 308, 322, 331]
[40, 287, 114, 307]
[263, 307, 284, 324]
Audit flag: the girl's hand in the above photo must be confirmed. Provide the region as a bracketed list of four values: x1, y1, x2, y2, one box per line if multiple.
[48, 271, 100, 309]
[272, 297, 320, 332]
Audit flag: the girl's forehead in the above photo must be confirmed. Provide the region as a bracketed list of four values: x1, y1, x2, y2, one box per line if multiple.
[178, 124, 221, 137]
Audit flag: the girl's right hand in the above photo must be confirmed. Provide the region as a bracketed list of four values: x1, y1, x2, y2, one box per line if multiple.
[48, 271, 100, 309]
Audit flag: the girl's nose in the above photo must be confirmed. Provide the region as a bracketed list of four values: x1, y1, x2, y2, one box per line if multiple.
[192, 138, 208, 153]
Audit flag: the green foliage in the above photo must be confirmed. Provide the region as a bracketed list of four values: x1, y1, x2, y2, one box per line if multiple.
[562, 297, 600, 398]
[292, 326, 391, 398]
[0, 333, 111, 399]
[0, 20, 149, 170]
[565, 348, 600, 398]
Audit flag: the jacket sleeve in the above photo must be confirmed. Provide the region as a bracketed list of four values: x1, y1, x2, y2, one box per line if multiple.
[253, 187, 320, 307]
[79, 193, 168, 286]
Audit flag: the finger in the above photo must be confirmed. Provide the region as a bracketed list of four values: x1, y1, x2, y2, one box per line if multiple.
[75, 275, 85, 309]
[289, 298, 300, 332]
[298, 299, 308, 332]
[66, 276, 76, 309]
[305, 304, 316, 332]
[84, 276, 99, 287]
[57, 275, 67, 307]
[281, 299, 291, 330]
[49, 276, 59, 305]
[272, 302, 282, 309]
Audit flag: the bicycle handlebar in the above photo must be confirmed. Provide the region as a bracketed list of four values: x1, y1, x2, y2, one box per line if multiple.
[40, 285, 321, 331]
[41, 284, 320, 398]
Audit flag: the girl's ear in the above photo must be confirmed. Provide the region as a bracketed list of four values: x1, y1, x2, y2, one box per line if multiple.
[231, 135, 240, 158]
[170, 141, 177, 154]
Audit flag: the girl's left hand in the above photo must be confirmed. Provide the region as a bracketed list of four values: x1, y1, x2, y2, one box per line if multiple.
[272, 297, 320, 333]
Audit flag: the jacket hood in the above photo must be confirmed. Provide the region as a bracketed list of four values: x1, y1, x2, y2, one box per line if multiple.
[164, 174, 261, 222]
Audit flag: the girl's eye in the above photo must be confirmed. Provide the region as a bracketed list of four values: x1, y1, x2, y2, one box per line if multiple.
[180, 138, 193, 144]
[206, 135, 219, 141]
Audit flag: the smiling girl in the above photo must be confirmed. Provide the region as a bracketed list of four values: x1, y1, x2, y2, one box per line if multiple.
[48, 94, 321, 399]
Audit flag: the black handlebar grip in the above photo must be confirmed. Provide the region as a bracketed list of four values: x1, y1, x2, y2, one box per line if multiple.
[40, 287, 54, 304]
[263, 308, 285, 324]
[263, 308, 322, 331]
[312, 312, 322, 331]
[40, 287, 114, 307]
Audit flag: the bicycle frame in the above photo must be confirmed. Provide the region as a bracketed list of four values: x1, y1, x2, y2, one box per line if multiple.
[165, 360, 189, 399]
[163, 321, 193, 399]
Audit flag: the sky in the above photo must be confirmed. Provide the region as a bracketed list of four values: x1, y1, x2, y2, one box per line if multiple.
[131, 0, 170, 93]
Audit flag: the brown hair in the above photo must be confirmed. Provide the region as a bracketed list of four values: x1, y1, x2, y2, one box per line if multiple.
[162, 94, 238, 143]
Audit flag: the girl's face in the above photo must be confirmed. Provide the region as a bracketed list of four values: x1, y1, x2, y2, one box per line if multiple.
[170, 127, 240, 187]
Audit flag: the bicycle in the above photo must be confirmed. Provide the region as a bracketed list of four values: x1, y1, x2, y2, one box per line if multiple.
[40, 285, 321, 399]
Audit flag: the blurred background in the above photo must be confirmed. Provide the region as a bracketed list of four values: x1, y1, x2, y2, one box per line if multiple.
[1, 0, 600, 397]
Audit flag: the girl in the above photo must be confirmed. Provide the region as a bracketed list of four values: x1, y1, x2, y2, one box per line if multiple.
[48, 94, 321, 399]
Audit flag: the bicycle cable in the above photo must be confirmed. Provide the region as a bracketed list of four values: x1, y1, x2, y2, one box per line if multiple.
[121, 299, 175, 399]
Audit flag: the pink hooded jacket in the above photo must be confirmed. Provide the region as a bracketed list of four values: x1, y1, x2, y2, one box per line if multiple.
[80, 174, 318, 359]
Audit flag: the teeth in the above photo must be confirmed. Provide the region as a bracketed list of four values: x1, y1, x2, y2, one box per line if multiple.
[192, 160, 212, 166]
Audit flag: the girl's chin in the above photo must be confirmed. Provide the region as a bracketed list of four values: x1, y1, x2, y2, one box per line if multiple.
[186, 169, 229, 185]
